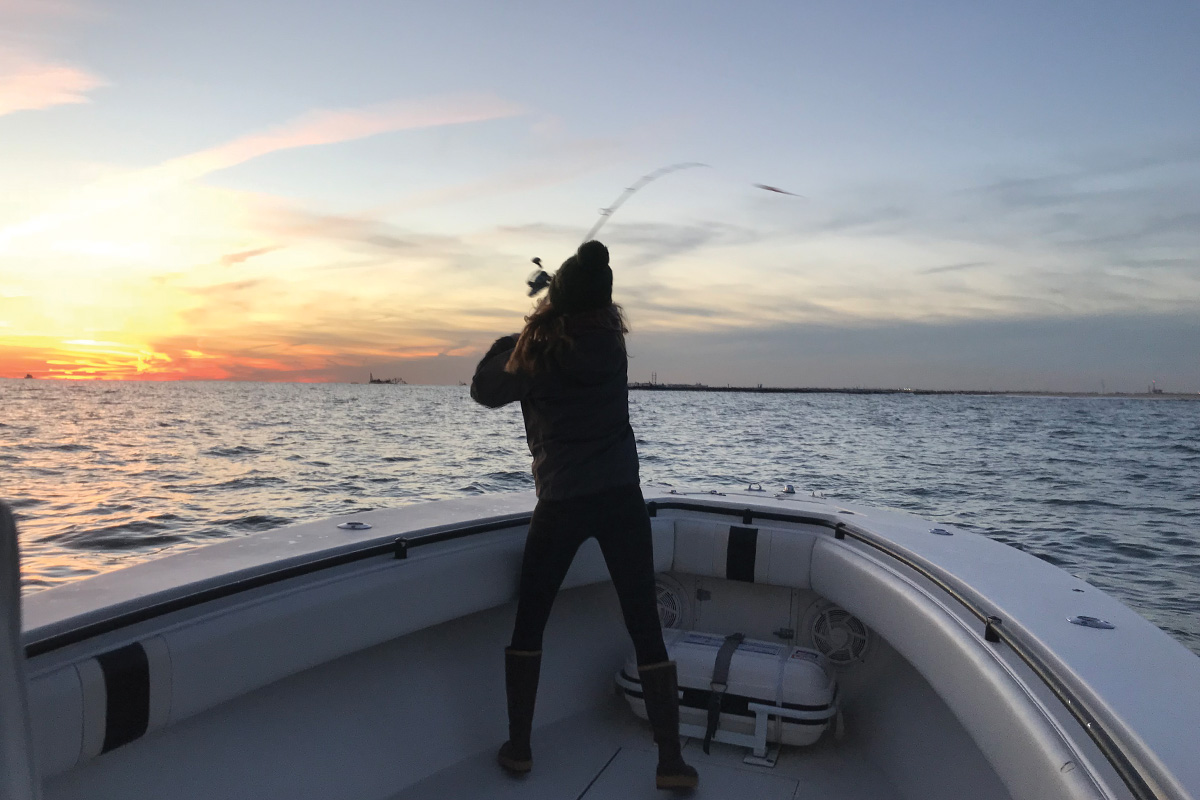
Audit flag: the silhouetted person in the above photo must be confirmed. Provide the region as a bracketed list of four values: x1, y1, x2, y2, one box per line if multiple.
[471, 240, 698, 791]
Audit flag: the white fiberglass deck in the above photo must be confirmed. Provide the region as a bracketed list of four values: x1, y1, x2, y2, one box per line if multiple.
[390, 695, 898, 800]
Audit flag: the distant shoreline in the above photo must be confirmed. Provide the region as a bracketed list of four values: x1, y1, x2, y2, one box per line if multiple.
[3, 377, 1196, 397]
[628, 384, 1200, 399]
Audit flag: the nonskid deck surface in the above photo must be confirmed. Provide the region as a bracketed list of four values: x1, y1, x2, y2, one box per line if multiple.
[388, 696, 898, 800]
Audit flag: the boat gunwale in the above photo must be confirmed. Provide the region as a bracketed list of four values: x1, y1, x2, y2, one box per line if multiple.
[23, 513, 534, 658]
[655, 498, 1167, 800]
[22, 492, 1190, 800]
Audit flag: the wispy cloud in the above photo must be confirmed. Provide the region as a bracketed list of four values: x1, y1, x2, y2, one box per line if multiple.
[0, 93, 524, 246]
[499, 220, 764, 268]
[0, 51, 104, 116]
[921, 260, 990, 275]
[218, 246, 282, 266]
[150, 95, 523, 184]
[0, 0, 101, 115]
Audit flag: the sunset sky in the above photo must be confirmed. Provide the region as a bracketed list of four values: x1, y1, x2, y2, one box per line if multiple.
[2, 1, 1198, 390]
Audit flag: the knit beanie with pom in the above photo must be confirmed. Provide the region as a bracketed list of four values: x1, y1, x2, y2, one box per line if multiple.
[548, 240, 612, 314]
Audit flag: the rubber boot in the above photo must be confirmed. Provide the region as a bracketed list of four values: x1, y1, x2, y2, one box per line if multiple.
[497, 648, 541, 774]
[638, 661, 700, 791]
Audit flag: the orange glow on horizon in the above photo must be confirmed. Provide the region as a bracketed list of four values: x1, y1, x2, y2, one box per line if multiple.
[0, 93, 540, 384]
[1, 334, 475, 382]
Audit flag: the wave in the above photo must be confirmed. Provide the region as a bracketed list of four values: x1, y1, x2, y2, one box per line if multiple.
[53, 520, 187, 550]
[1111, 542, 1161, 560]
[204, 445, 263, 457]
[1031, 550, 1072, 567]
[223, 514, 293, 531]
[1042, 497, 1126, 510]
[5, 497, 44, 508]
[213, 476, 286, 490]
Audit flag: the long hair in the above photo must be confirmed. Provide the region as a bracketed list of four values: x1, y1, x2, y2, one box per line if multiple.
[505, 297, 628, 376]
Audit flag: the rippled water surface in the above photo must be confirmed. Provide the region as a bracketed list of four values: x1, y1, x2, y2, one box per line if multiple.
[2, 380, 1198, 654]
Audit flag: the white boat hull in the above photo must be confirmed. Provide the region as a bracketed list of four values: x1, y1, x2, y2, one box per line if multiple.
[7, 489, 1198, 800]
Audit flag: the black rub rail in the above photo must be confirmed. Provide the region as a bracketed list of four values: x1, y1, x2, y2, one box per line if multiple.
[25, 498, 1161, 800]
[24, 514, 533, 658]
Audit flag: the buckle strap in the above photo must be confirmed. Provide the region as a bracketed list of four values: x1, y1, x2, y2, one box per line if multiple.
[703, 632, 744, 754]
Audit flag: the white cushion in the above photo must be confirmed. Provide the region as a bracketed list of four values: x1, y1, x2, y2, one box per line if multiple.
[671, 520, 817, 589]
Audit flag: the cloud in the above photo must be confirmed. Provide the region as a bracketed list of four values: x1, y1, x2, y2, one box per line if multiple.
[972, 139, 1200, 201]
[500, 220, 764, 268]
[218, 246, 282, 266]
[0, 93, 524, 246]
[605, 221, 763, 266]
[188, 278, 267, 297]
[0, 51, 104, 116]
[249, 203, 495, 275]
[150, 94, 523, 185]
[921, 261, 990, 275]
[959, 140, 1200, 244]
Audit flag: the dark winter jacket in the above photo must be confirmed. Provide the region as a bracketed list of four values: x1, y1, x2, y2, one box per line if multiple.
[469, 320, 639, 500]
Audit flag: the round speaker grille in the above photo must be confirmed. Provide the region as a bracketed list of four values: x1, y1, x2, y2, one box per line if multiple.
[811, 606, 870, 665]
[655, 581, 683, 629]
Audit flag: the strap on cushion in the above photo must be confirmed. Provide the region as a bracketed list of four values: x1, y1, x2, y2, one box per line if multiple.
[703, 632, 744, 754]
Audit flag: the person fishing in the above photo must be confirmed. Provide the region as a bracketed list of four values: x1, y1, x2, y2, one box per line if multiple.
[470, 240, 699, 791]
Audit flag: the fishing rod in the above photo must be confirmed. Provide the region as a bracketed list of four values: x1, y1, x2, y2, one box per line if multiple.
[582, 162, 708, 243]
[525, 162, 801, 296]
[526, 162, 707, 296]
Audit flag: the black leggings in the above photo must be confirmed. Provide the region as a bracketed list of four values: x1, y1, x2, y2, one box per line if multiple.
[509, 484, 669, 666]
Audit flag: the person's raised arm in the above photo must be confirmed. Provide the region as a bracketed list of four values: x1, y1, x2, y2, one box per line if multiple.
[470, 334, 528, 408]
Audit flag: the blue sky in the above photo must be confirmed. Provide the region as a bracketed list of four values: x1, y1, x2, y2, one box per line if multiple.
[2, 0, 1198, 390]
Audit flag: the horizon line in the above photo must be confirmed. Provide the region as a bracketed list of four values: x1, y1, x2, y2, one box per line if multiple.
[3, 376, 1197, 397]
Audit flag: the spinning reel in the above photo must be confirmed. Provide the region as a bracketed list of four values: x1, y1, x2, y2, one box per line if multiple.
[526, 257, 552, 297]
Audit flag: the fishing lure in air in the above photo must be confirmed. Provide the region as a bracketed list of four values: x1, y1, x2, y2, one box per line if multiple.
[526, 164, 801, 296]
[753, 183, 802, 196]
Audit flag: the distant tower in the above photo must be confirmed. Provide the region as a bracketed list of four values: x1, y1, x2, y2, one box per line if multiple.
[651, 371, 657, 385]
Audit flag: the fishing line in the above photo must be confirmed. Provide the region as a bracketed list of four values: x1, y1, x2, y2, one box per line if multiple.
[526, 162, 802, 296]
[581, 162, 709, 243]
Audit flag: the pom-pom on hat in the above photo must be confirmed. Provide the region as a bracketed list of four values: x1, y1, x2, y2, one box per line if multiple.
[548, 240, 612, 314]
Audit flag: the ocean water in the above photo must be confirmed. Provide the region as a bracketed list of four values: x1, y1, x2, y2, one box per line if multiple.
[2, 379, 1198, 655]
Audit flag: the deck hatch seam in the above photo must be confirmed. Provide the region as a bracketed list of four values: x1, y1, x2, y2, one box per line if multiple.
[575, 747, 622, 800]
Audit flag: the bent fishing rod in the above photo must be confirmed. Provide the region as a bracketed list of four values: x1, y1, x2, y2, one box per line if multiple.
[525, 162, 801, 296]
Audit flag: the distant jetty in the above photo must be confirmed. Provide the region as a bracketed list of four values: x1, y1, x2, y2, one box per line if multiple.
[368, 373, 406, 385]
[628, 383, 1198, 399]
